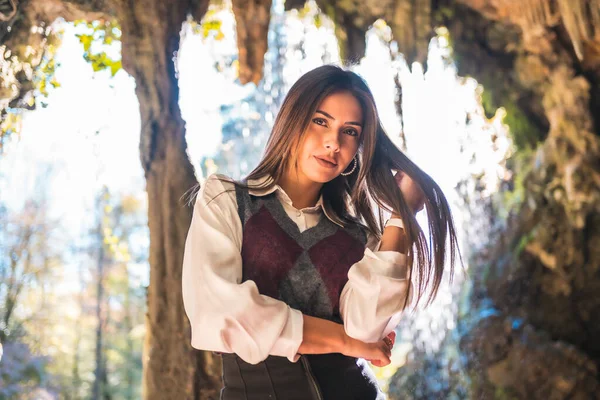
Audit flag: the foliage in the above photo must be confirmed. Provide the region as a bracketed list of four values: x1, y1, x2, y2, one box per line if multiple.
[0, 175, 147, 398]
[497, 145, 536, 218]
[1, 17, 124, 153]
[0, 185, 63, 396]
[188, 4, 227, 41]
[0, 341, 56, 398]
[0, 26, 63, 152]
[297, 1, 326, 29]
[71, 186, 148, 400]
[480, 88, 543, 152]
[74, 19, 122, 76]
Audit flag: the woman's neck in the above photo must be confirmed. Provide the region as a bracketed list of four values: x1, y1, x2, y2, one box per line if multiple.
[278, 169, 323, 210]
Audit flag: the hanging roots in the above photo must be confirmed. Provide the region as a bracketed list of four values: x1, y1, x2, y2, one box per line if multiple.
[391, 0, 431, 65]
[499, 0, 600, 60]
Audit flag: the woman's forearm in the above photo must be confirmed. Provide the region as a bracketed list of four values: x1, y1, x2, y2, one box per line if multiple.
[298, 314, 346, 354]
[378, 214, 409, 253]
[297, 215, 410, 357]
[298, 314, 393, 365]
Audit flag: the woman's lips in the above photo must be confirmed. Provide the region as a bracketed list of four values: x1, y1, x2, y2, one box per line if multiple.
[314, 156, 337, 169]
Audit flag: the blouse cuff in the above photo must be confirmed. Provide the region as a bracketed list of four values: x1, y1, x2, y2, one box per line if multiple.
[270, 307, 303, 362]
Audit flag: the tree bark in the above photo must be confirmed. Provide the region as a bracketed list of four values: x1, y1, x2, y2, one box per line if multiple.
[115, 0, 221, 398]
[231, 0, 272, 84]
[5, 0, 221, 397]
[93, 189, 107, 400]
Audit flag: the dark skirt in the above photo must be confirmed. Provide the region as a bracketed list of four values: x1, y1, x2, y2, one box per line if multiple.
[220, 353, 385, 400]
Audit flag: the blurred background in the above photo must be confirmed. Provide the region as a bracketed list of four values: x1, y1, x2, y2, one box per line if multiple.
[1, 0, 599, 399]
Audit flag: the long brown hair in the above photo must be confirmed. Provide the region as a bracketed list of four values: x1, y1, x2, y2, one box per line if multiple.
[193, 65, 462, 308]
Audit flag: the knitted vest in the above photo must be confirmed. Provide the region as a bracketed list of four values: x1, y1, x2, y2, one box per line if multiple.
[219, 185, 385, 400]
[235, 184, 367, 323]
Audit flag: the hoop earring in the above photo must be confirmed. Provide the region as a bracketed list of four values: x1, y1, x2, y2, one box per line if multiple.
[340, 156, 357, 176]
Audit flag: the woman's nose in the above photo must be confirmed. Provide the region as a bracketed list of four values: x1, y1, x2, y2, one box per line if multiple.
[324, 134, 340, 152]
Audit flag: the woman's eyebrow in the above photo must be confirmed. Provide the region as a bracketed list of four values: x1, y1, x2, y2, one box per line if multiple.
[316, 110, 363, 127]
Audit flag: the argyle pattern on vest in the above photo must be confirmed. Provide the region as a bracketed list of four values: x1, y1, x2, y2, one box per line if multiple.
[235, 184, 367, 323]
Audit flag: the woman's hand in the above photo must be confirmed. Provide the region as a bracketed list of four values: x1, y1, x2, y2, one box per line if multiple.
[394, 171, 425, 215]
[342, 331, 396, 367]
[298, 315, 396, 366]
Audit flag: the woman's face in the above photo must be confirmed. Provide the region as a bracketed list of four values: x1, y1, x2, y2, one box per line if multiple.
[294, 91, 363, 184]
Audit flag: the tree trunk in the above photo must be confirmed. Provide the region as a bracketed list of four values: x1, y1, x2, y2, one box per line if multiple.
[93, 188, 107, 400]
[71, 261, 84, 400]
[231, 0, 272, 84]
[8, 0, 224, 397]
[116, 0, 221, 398]
[124, 262, 135, 400]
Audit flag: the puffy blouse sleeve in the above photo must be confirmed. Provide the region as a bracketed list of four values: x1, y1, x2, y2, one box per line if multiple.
[182, 174, 303, 364]
[339, 229, 413, 342]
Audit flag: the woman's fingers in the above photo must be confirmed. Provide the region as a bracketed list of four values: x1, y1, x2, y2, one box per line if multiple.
[393, 171, 425, 215]
[387, 331, 396, 346]
[345, 335, 395, 367]
[371, 346, 391, 367]
[383, 331, 396, 350]
[369, 332, 397, 367]
[383, 336, 392, 348]
[381, 340, 392, 358]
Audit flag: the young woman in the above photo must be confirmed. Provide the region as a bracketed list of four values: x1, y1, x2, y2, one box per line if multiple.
[182, 65, 461, 399]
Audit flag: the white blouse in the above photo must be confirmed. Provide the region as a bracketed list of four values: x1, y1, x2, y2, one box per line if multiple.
[182, 174, 412, 365]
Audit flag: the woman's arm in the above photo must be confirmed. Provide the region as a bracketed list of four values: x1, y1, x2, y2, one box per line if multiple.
[338, 216, 413, 342]
[378, 213, 409, 252]
[299, 314, 393, 366]
[182, 175, 303, 365]
[182, 175, 394, 366]
[339, 171, 425, 341]
[298, 314, 345, 355]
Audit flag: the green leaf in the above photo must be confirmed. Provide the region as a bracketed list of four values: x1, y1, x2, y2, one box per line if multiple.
[77, 34, 94, 52]
[314, 14, 322, 28]
[201, 19, 223, 39]
[110, 60, 122, 77]
[91, 55, 106, 72]
[39, 79, 48, 97]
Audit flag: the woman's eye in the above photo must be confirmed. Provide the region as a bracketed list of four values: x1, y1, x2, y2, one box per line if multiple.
[312, 118, 327, 126]
[344, 128, 358, 137]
